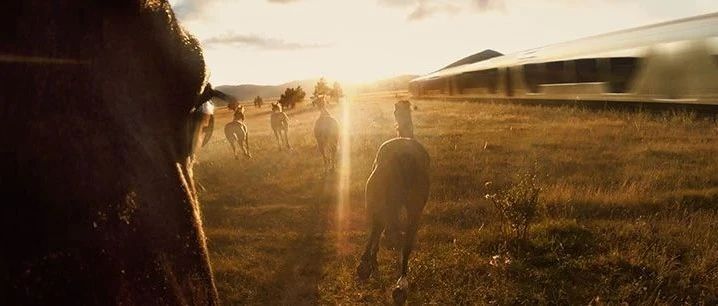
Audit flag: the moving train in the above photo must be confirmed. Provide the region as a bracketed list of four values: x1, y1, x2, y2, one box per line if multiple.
[409, 13, 718, 106]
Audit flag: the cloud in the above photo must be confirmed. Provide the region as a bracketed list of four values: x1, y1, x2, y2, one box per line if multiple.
[378, 0, 506, 21]
[407, 2, 461, 21]
[172, 0, 303, 21]
[172, 0, 221, 21]
[202, 33, 330, 50]
[473, 0, 506, 11]
[377, 0, 416, 7]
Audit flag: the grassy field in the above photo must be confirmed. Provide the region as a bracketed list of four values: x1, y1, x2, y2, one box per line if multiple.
[195, 94, 718, 304]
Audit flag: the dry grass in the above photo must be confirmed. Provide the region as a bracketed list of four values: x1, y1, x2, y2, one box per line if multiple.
[195, 94, 718, 304]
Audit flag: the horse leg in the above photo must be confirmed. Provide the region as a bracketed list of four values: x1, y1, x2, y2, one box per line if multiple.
[357, 215, 383, 280]
[330, 144, 337, 172]
[358, 172, 385, 280]
[382, 201, 402, 250]
[242, 136, 251, 158]
[273, 129, 282, 151]
[228, 141, 238, 160]
[323, 150, 330, 174]
[318, 143, 327, 173]
[392, 183, 428, 305]
[283, 129, 291, 150]
[392, 209, 420, 305]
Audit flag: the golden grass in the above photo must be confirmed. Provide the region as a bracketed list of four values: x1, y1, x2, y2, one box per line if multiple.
[196, 94, 718, 304]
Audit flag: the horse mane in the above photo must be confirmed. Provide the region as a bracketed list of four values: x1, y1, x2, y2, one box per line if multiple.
[394, 100, 414, 138]
[233, 105, 245, 121]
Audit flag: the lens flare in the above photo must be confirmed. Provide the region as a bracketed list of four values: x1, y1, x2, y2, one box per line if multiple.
[335, 97, 352, 237]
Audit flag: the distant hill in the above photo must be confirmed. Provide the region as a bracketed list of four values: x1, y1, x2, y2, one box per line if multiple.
[438, 49, 503, 71]
[215, 74, 421, 101]
[355, 74, 420, 93]
[215, 78, 322, 102]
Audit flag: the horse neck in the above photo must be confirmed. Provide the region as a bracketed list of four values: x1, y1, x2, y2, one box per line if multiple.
[396, 113, 414, 138]
[397, 124, 414, 138]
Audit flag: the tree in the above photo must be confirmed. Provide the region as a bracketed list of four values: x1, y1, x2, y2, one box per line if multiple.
[294, 86, 306, 106]
[278, 86, 306, 109]
[253, 96, 263, 108]
[330, 81, 344, 103]
[311, 77, 331, 106]
[278, 88, 293, 109]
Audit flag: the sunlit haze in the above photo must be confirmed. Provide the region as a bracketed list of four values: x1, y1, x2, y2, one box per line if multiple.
[170, 0, 718, 85]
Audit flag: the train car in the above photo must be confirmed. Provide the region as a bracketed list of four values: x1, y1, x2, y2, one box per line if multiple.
[409, 13, 718, 105]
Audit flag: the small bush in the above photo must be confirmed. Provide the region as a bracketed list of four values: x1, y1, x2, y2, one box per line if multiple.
[485, 171, 542, 241]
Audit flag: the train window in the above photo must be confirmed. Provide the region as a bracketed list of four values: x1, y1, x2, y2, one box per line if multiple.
[448, 77, 456, 95]
[457, 69, 499, 94]
[523, 64, 542, 93]
[486, 69, 498, 94]
[505, 67, 514, 97]
[608, 57, 639, 93]
[575, 59, 600, 82]
[424, 78, 446, 93]
[544, 61, 566, 84]
[408, 83, 418, 95]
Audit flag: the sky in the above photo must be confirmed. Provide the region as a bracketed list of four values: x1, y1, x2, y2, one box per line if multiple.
[169, 0, 718, 86]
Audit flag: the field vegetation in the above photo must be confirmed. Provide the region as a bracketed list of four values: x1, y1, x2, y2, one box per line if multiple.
[196, 93, 718, 304]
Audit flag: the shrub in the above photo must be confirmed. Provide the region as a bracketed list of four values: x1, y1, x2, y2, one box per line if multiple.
[485, 171, 541, 242]
[253, 96, 263, 108]
[278, 86, 306, 109]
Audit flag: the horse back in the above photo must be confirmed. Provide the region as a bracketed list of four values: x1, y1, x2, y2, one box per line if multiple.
[224, 121, 245, 142]
[314, 115, 339, 144]
[375, 138, 430, 188]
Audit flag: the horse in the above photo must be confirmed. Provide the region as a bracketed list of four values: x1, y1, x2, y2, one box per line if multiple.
[357, 100, 430, 305]
[270, 103, 291, 150]
[313, 101, 340, 173]
[225, 105, 252, 159]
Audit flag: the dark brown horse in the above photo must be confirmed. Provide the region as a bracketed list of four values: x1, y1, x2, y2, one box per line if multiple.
[1, 1, 221, 304]
[313, 101, 339, 173]
[357, 100, 430, 305]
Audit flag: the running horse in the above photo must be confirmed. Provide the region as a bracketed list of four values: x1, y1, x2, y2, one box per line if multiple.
[357, 100, 431, 305]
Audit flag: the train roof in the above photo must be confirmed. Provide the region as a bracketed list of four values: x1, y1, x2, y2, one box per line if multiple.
[412, 12, 718, 83]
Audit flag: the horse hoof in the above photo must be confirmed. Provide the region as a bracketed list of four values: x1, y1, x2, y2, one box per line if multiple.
[392, 277, 409, 305]
[392, 287, 407, 305]
[356, 260, 376, 281]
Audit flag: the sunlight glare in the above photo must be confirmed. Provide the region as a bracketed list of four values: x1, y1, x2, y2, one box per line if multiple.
[336, 96, 352, 237]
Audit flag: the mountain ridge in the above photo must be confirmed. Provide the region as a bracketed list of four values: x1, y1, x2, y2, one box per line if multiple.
[215, 74, 420, 101]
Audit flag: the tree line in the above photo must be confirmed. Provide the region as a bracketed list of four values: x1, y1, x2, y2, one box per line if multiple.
[275, 77, 343, 109]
